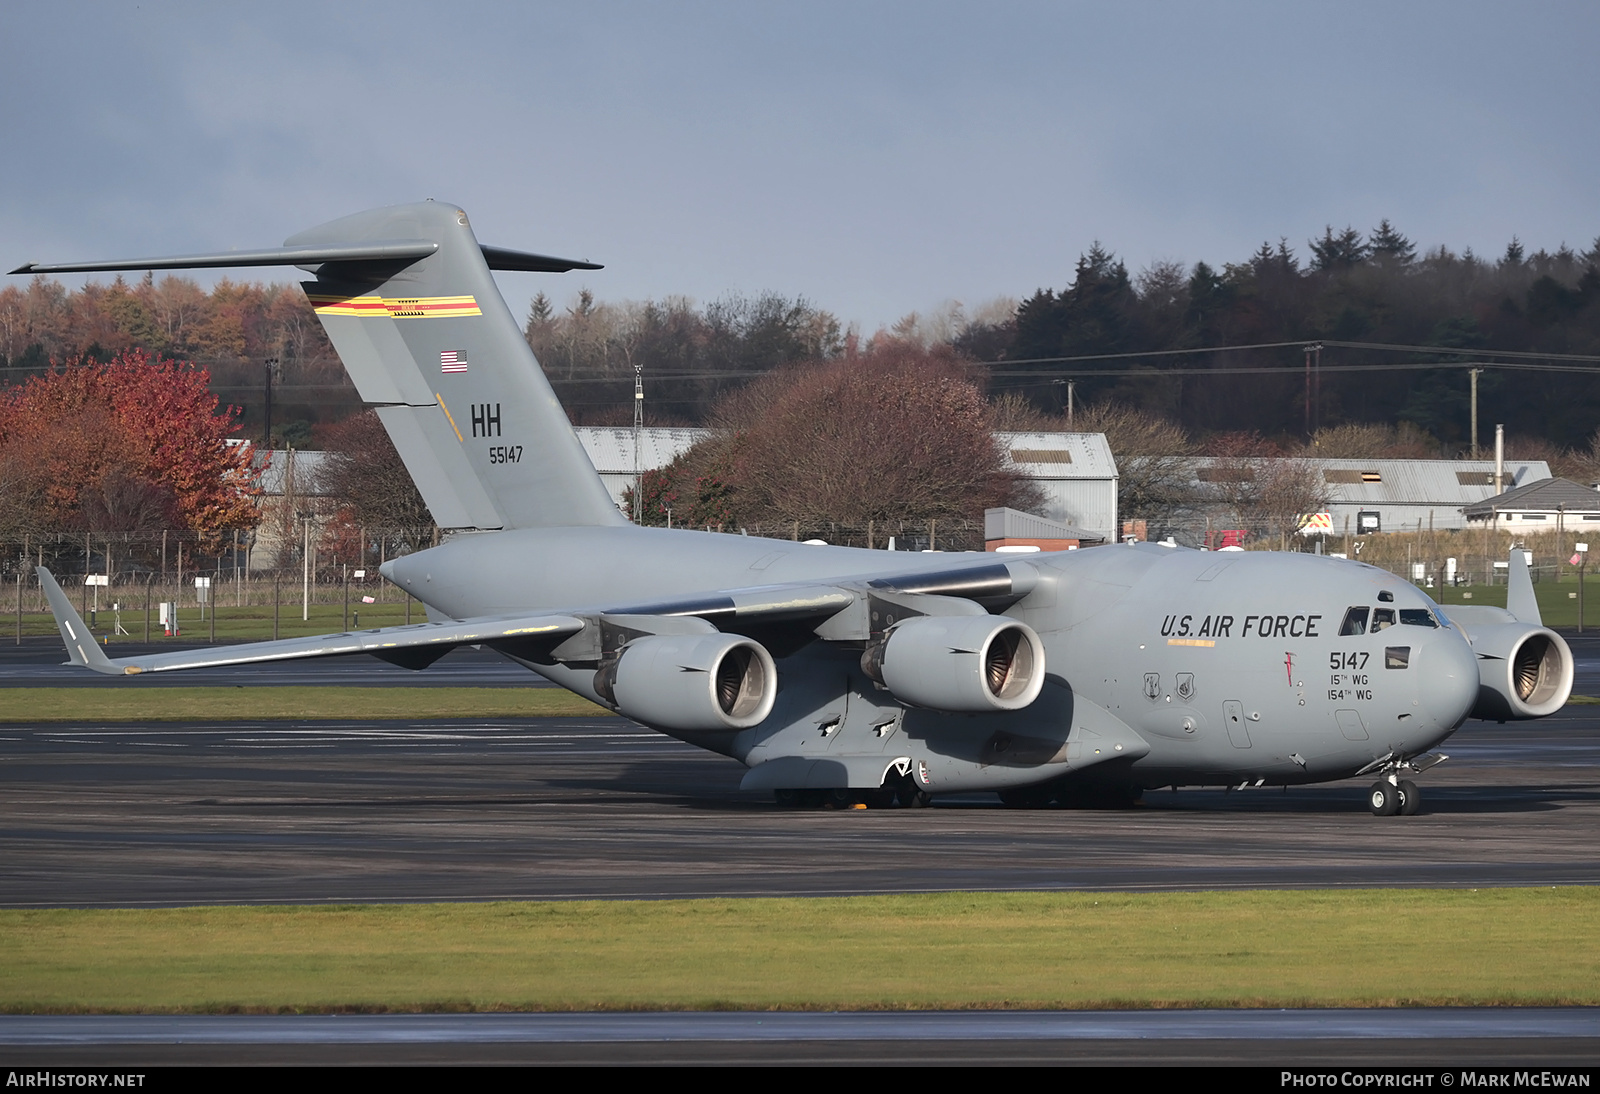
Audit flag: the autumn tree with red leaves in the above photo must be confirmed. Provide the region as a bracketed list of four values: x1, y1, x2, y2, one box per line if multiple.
[0, 351, 259, 551]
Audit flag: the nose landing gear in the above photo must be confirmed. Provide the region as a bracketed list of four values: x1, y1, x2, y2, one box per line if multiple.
[1359, 752, 1443, 817]
[1367, 777, 1421, 816]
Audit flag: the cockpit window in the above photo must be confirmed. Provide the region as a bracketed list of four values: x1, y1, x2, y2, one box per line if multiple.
[1399, 608, 1439, 628]
[1339, 607, 1370, 636]
[1371, 608, 1396, 630]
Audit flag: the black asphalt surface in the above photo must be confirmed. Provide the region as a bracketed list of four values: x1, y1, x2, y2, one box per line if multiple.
[2, 709, 1599, 906]
[2, 1011, 1597, 1067]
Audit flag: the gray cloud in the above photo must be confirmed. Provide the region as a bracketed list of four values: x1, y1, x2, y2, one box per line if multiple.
[4, 1, 1597, 329]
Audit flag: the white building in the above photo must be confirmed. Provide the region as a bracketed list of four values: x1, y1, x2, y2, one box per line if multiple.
[1187, 456, 1552, 534]
[1463, 477, 1600, 530]
[995, 431, 1119, 543]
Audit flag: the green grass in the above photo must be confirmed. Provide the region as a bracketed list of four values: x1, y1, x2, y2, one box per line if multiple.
[0, 686, 607, 722]
[1, 889, 1597, 1013]
[4, 599, 420, 642]
[1431, 577, 1600, 628]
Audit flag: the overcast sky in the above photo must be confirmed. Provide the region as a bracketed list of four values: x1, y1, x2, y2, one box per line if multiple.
[4, 1, 1597, 331]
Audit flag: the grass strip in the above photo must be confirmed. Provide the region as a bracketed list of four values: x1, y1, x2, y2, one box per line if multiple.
[0, 686, 607, 722]
[2, 889, 1597, 1013]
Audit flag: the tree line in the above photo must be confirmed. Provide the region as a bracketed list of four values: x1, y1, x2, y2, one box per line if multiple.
[8, 222, 1600, 448]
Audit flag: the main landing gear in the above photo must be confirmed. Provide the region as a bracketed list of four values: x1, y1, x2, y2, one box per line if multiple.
[772, 771, 929, 809]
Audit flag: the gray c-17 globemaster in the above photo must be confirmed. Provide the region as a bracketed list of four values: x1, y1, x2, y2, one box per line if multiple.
[11, 202, 1576, 815]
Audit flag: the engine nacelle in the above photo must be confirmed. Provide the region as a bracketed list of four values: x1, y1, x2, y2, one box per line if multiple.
[1465, 622, 1573, 720]
[594, 633, 777, 731]
[862, 614, 1045, 713]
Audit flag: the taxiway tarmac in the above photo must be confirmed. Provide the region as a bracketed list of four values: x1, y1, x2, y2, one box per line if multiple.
[2, 708, 1598, 907]
[3, 1010, 1597, 1066]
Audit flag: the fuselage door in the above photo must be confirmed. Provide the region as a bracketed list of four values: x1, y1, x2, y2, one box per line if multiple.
[1223, 699, 1251, 749]
[1335, 708, 1369, 741]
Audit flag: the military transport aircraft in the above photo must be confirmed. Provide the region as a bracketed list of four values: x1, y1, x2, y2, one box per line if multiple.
[12, 202, 1575, 815]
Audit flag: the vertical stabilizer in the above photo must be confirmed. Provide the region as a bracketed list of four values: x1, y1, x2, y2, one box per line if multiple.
[1506, 547, 1541, 625]
[287, 202, 625, 530]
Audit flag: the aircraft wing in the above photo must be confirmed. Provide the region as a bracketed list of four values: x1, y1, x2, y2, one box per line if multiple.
[36, 567, 582, 677]
[37, 553, 1037, 678]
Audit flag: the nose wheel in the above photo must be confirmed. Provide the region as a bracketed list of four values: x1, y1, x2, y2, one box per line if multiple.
[1367, 777, 1421, 817]
[1359, 752, 1443, 817]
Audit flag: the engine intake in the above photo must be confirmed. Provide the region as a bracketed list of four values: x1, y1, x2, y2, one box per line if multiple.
[1466, 622, 1573, 720]
[862, 614, 1045, 713]
[595, 633, 777, 731]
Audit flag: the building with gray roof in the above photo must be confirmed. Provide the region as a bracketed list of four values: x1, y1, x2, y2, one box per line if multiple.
[1186, 456, 1551, 534]
[1463, 477, 1600, 529]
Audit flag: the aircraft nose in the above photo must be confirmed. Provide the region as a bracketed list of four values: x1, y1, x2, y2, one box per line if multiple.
[1412, 629, 1478, 731]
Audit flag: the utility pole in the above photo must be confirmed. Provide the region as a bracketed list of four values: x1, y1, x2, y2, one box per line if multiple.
[301, 512, 313, 622]
[263, 357, 278, 448]
[1578, 542, 1589, 634]
[632, 361, 644, 523]
[1067, 379, 1076, 429]
[1303, 343, 1323, 441]
[1469, 368, 1481, 458]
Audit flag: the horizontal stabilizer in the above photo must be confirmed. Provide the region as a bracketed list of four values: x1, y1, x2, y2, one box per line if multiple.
[480, 245, 603, 273]
[11, 242, 600, 276]
[35, 567, 581, 676]
[10, 241, 439, 275]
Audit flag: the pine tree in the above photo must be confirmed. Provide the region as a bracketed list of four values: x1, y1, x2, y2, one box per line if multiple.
[1367, 219, 1415, 266]
[1309, 226, 1367, 271]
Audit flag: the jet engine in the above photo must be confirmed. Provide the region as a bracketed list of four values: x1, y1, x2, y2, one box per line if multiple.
[593, 633, 777, 731]
[1466, 623, 1573, 720]
[860, 615, 1045, 713]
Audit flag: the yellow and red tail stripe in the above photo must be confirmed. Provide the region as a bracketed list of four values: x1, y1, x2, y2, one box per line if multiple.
[308, 294, 482, 319]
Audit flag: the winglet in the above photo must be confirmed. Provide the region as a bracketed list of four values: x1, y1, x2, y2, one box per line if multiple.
[1506, 548, 1542, 626]
[35, 567, 122, 675]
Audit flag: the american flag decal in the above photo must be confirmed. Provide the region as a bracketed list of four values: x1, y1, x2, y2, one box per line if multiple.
[440, 350, 467, 374]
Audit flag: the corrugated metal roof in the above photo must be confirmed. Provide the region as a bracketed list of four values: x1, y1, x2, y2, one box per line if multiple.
[984, 507, 1101, 542]
[573, 427, 709, 474]
[1186, 456, 1551, 507]
[995, 431, 1118, 479]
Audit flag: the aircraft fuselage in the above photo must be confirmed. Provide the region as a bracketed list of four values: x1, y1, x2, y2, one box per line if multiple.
[385, 527, 1478, 796]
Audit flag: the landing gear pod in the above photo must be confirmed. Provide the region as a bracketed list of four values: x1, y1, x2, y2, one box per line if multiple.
[595, 633, 778, 731]
[1468, 623, 1574, 720]
[861, 615, 1046, 713]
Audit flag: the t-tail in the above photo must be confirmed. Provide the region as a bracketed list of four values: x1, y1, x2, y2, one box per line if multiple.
[12, 201, 624, 531]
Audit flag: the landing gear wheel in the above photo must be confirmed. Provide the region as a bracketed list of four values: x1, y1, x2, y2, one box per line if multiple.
[1397, 779, 1420, 816]
[862, 787, 897, 809]
[773, 788, 799, 806]
[1368, 780, 1400, 817]
[897, 783, 931, 809]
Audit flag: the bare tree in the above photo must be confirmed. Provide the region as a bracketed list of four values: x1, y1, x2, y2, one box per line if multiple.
[659, 346, 1039, 526]
[314, 411, 431, 542]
